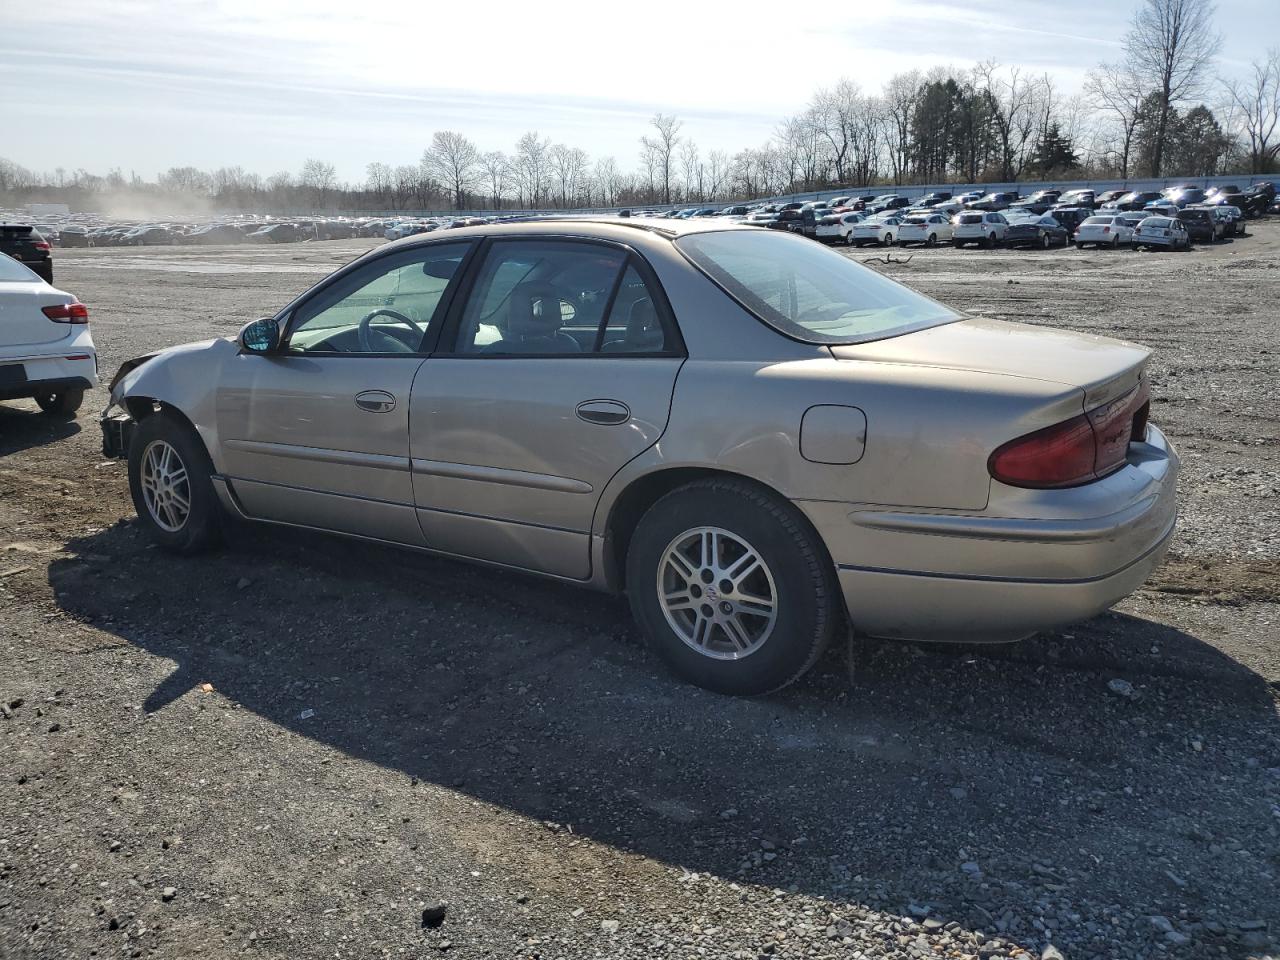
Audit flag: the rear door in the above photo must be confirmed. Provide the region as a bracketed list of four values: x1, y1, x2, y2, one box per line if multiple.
[410, 237, 684, 579]
[215, 241, 472, 544]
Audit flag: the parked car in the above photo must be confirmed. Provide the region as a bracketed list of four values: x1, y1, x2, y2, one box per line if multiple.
[1095, 190, 1128, 206]
[1056, 189, 1097, 209]
[894, 213, 953, 246]
[967, 191, 1019, 211]
[1047, 207, 1094, 234]
[98, 218, 1177, 696]
[1105, 191, 1164, 212]
[248, 223, 303, 243]
[0, 224, 54, 282]
[815, 211, 865, 244]
[913, 192, 953, 208]
[1175, 207, 1220, 242]
[1009, 190, 1061, 215]
[951, 211, 1007, 247]
[953, 191, 985, 207]
[0, 253, 96, 416]
[1074, 215, 1135, 249]
[1142, 201, 1181, 219]
[1003, 212, 1070, 248]
[1132, 216, 1191, 251]
[181, 224, 246, 245]
[1198, 204, 1243, 236]
[58, 226, 91, 248]
[847, 214, 903, 246]
[1164, 186, 1206, 208]
[1242, 181, 1276, 217]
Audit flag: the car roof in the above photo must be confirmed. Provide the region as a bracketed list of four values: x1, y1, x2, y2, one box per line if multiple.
[380, 216, 752, 255]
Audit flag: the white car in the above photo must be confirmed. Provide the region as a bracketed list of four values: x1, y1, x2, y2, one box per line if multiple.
[895, 213, 954, 246]
[951, 211, 1008, 247]
[1075, 215, 1134, 249]
[815, 211, 864, 244]
[847, 214, 902, 247]
[0, 254, 97, 416]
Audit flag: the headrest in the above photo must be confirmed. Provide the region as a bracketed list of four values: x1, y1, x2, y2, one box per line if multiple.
[507, 284, 563, 337]
[626, 298, 664, 350]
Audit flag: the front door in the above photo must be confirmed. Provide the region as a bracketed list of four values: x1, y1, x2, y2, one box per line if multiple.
[216, 241, 472, 544]
[410, 238, 684, 579]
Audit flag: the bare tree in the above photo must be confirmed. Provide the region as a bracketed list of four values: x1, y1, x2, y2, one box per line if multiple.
[1084, 61, 1148, 176]
[593, 156, 621, 207]
[640, 113, 682, 204]
[479, 151, 509, 209]
[1223, 49, 1280, 173]
[1123, 0, 1222, 175]
[422, 131, 479, 210]
[881, 72, 922, 182]
[975, 62, 1044, 181]
[298, 158, 336, 208]
[514, 132, 551, 207]
[365, 162, 393, 209]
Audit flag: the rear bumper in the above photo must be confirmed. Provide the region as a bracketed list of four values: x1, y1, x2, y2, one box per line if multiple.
[0, 352, 97, 401]
[800, 425, 1180, 643]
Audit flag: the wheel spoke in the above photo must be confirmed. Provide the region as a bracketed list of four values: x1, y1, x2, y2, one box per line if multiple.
[666, 549, 696, 582]
[700, 530, 716, 569]
[722, 614, 753, 651]
[663, 590, 696, 611]
[736, 590, 775, 615]
[726, 551, 760, 583]
[691, 615, 712, 647]
[170, 489, 190, 512]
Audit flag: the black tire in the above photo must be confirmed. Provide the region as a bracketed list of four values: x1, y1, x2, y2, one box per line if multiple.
[1041, 233, 1051, 249]
[953, 239, 965, 248]
[127, 410, 222, 554]
[625, 478, 841, 696]
[35, 262, 53, 284]
[925, 233, 936, 247]
[1075, 241, 1086, 249]
[1111, 236, 1119, 249]
[33, 387, 83, 417]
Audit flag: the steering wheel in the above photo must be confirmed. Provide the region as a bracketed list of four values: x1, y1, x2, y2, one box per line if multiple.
[358, 308, 423, 352]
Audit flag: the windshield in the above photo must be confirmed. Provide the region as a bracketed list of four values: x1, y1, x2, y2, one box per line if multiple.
[675, 230, 961, 345]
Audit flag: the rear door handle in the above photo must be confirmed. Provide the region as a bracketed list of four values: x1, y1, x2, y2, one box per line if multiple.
[576, 399, 630, 425]
[355, 390, 396, 413]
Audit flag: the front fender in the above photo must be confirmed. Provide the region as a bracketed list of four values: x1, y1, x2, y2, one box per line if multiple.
[104, 338, 238, 471]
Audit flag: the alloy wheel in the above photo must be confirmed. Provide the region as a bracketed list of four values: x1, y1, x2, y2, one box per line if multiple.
[656, 526, 778, 660]
[140, 439, 191, 532]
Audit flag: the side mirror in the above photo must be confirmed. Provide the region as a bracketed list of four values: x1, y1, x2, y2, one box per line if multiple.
[238, 317, 280, 354]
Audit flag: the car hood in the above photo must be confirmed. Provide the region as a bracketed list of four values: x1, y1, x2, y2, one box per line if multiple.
[829, 316, 1148, 408]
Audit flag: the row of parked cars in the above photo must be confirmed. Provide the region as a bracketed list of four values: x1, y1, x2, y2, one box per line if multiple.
[757, 182, 1279, 252]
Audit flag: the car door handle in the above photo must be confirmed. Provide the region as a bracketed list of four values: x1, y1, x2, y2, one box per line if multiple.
[576, 399, 630, 425]
[355, 390, 396, 413]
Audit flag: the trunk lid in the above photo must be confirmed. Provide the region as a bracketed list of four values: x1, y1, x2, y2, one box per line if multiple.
[829, 316, 1148, 409]
[0, 282, 76, 348]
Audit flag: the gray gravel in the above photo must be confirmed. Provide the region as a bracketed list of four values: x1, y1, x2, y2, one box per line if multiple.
[2, 226, 1279, 959]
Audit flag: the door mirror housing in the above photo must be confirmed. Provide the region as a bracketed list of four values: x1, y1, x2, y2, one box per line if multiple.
[238, 317, 281, 354]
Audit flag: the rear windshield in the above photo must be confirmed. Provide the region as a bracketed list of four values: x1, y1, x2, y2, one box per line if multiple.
[675, 230, 961, 345]
[957, 214, 983, 224]
[1083, 217, 1111, 225]
[0, 253, 38, 282]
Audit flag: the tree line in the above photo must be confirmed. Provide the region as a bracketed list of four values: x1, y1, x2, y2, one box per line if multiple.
[2, 0, 1276, 215]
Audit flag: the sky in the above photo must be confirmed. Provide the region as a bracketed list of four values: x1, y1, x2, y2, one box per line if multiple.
[1, 0, 1272, 183]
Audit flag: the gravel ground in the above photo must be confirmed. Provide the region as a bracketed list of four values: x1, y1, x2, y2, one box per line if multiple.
[2, 226, 1278, 960]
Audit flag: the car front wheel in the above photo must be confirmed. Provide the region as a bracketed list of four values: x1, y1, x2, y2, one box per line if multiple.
[626, 478, 841, 696]
[128, 411, 223, 553]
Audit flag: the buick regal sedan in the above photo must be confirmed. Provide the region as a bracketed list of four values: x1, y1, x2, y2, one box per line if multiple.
[99, 219, 1178, 696]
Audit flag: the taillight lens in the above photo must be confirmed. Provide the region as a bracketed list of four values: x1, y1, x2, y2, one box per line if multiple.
[989, 380, 1150, 489]
[42, 302, 89, 324]
[33, 240, 51, 251]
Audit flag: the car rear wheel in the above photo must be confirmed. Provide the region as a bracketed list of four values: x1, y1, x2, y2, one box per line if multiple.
[985, 233, 997, 248]
[128, 411, 223, 554]
[881, 233, 893, 246]
[953, 239, 964, 248]
[1111, 236, 1119, 248]
[33, 387, 83, 417]
[626, 478, 841, 696]
[1041, 233, 1051, 249]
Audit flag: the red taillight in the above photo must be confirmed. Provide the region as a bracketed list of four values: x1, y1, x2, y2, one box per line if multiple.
[42, 302, 89, 324]
[1102, 226, 1111, 233]
[989, 380, 1150, 489]
[33, 240, 51, 251]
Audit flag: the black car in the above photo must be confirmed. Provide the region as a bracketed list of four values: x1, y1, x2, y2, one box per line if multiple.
[1046, 206, 1093, 234]
[1108, 191, 1164, 212]
[1096, 189, 1128, 206]
[1165, 187, 1207, 208]
[1175, 207, 1219, 242]
[1242, 181, 1276, 217]
[1009, 190, 1061, 215]
[1056, 189, 1097, 209]
[1004, 213, 1070, 248]
[0, 224, 53, 282]
[181, 224, 246, 245]
[967, 191, 1020, 211]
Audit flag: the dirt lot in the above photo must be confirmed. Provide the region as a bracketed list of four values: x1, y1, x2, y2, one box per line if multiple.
[2, 226, 1279, 960]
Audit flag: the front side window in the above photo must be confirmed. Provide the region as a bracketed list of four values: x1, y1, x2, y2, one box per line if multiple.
[454, 240, 672, 356]
[287, 242, 470, 354]
[676, 229, 960, 346]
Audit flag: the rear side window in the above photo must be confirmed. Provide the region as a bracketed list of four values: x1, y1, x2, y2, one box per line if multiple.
[0, 253, 38, 282]
[676, 229, 960, 345]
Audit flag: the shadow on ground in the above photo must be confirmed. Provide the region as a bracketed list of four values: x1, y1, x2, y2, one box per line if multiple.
[0, 403, 82, 457]
[47, 518, 1280, 952]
